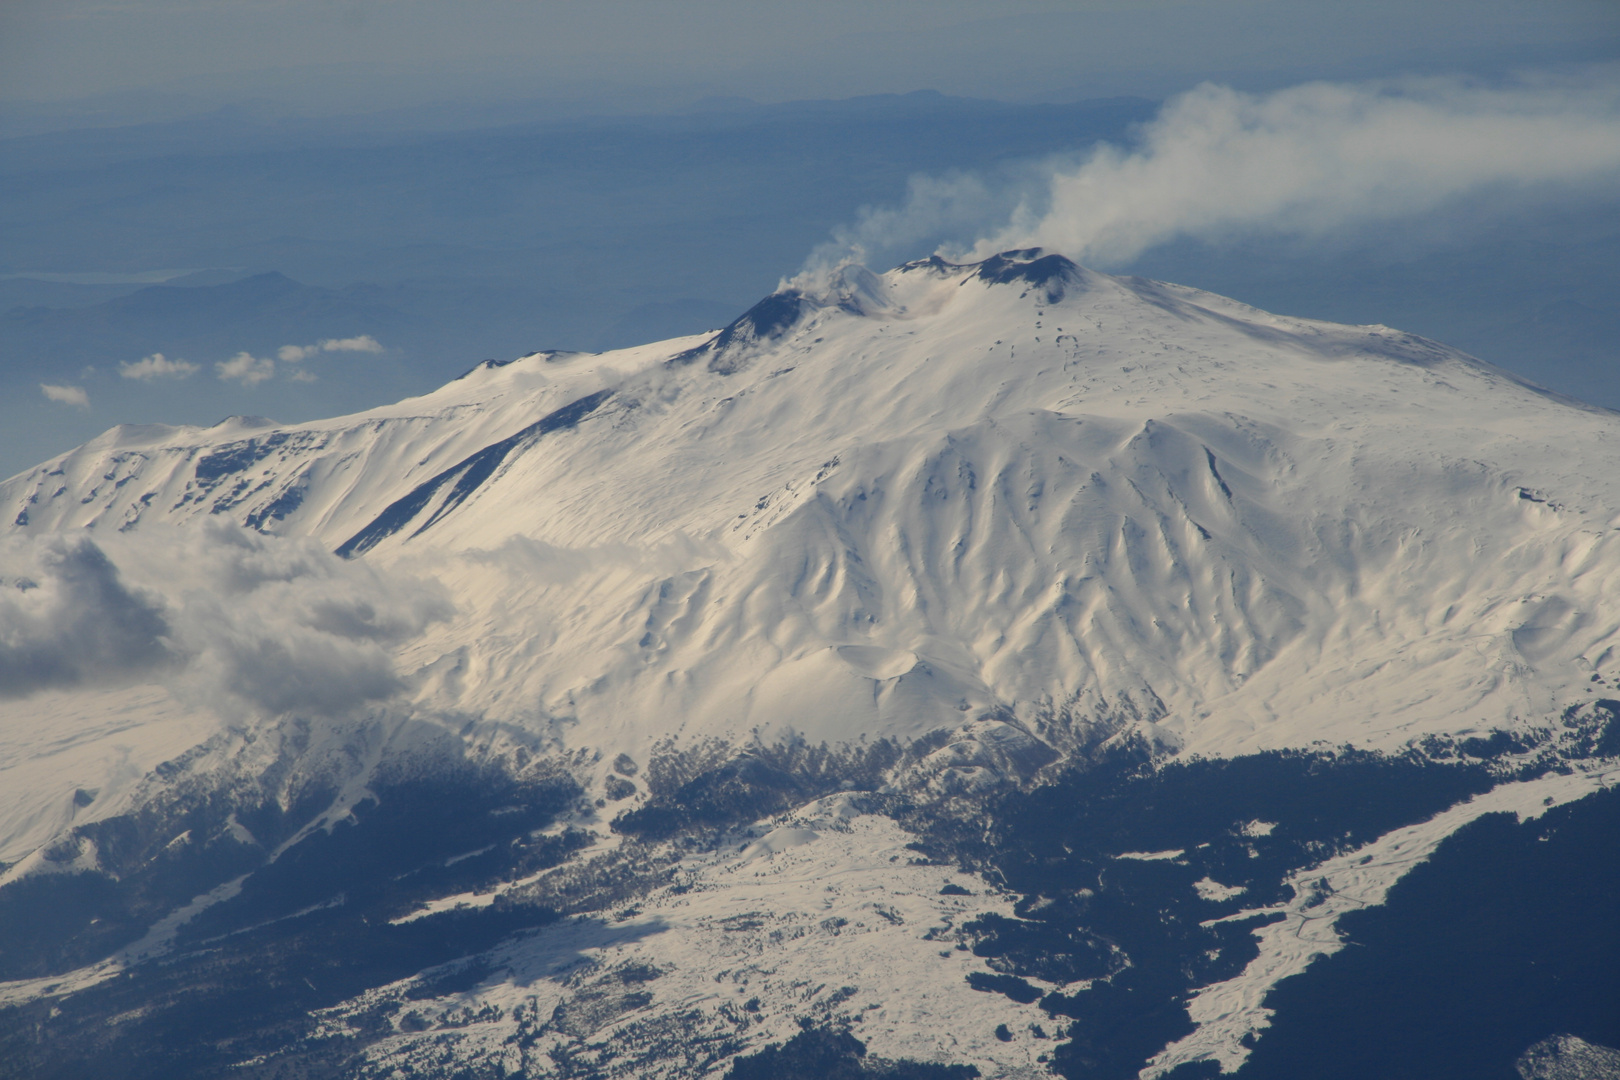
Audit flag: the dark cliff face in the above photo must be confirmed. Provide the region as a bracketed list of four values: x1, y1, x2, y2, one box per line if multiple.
[729, 291, 812, 342]
[665, 289, 815, 372]
[971, 250, 1088, 303]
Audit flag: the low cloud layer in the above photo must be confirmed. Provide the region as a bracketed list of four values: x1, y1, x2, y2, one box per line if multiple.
[0, 524, 451, 717]
[796, 70, 1620, 281]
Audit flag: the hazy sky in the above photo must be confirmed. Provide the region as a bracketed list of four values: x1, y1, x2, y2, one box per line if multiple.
[4, 0, 1617, 122]
[2, 0, 1619, 478]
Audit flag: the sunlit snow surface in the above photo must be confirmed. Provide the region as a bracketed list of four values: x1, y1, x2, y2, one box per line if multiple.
[324, 796, 1051, 1079]
[3, 250, 1620, 1075]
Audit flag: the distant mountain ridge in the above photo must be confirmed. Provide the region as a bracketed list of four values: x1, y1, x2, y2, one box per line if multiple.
[0, 271, 412, 360]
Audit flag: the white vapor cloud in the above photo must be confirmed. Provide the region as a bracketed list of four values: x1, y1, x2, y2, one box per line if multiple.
[217, 351, 275, 385]
[975, 73, 1620, 264]
[795, 71, 1620, 280]
[39, 384, 89, 408]
[278, 335, 384, 363]
[0, 524, 453, 717]
[120, 353, 199, 380]
[787, 171, 1014, 292]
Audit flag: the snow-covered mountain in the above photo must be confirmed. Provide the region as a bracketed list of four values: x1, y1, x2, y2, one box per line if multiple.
[10, 249, 1620, 768]
[3, 250, 1618, 1079]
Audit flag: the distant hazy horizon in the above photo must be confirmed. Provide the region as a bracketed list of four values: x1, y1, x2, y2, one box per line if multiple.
[4, 0, 1615, 132]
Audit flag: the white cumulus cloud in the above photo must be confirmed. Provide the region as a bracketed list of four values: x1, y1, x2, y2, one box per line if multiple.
[119, 353, 199, 380]
[216, 352, 276, 385]
[0, 537, 176, 697]
[221, 337, 382, 384]
[278, 335, 383, 363]
[320, 334, 383, 354]
[39, 384, 89, 408]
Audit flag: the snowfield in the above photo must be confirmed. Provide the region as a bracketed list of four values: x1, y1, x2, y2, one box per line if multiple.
[327, 796, 1054, 1079]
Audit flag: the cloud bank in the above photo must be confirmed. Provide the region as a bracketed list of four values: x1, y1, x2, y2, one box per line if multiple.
[0, 523, 451, 717]
[795, 70, 1620, 281]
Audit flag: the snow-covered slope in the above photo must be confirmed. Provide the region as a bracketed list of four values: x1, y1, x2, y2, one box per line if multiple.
[7, 250, 1620, 789]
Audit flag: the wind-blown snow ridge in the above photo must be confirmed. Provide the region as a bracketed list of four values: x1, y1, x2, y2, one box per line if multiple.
[5, 248, 1620, 843]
